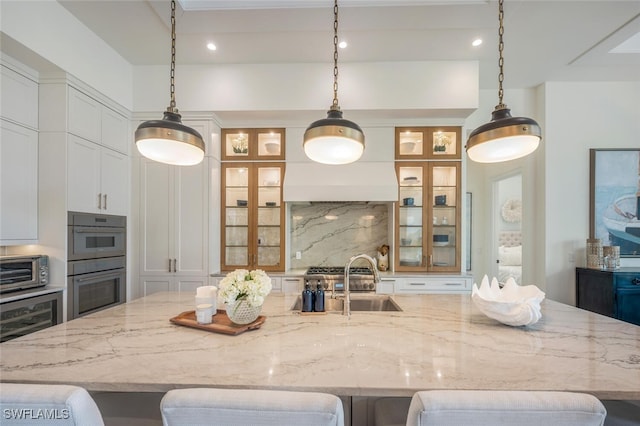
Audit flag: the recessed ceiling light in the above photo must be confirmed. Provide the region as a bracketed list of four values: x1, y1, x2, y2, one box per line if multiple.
[472, 38, 483, 47]
[206, 42, 217, 51]
[338, 40, 347, 49]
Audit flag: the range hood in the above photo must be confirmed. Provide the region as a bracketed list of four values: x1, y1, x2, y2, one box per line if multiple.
[283, 162, 398, 202]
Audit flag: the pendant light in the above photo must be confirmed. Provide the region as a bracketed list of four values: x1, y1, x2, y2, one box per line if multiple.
[303, 0, 364, 165]
[135, 0, 205, 166]
[466, 0, 541, 163]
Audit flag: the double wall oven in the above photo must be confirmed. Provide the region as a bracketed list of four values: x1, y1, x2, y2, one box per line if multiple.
[67, 211, 126, 320]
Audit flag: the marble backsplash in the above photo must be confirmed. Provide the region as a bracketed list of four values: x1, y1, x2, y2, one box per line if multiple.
[289, 202, 390, 268]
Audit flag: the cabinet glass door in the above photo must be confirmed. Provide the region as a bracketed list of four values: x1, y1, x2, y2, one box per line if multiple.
[256, 129, 284, 159]
[397, 164, 425, 269]
[256, 165, 283, 267]
[396, 128, 424, 158]
[429, 163, 460, 271]
[223, 130, 250, 159]
[224, 165, 250, 267]
[429, 128, 460, 158]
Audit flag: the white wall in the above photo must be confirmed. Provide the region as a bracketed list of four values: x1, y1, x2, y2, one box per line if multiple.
[0, 0, 133, 111]
[543, 81, 640, 304]
[133, 61, 479, 117]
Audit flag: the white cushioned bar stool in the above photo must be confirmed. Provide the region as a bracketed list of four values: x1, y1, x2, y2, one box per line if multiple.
[0, 383, 105, 426]
[405, 390, 607, 426]
[160, 388, 344, 426]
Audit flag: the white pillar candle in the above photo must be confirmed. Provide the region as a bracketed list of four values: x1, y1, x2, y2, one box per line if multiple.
[195, 303, 213, 324]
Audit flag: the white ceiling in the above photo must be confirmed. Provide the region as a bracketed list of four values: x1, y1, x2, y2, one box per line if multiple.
[54, 0, 640, 91]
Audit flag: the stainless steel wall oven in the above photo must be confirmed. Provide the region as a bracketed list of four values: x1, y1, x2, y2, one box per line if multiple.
[67, 211, 126, 320]
[68, 211, 126, 260]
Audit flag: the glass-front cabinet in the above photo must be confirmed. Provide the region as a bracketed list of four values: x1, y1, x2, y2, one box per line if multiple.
[222, 128, 285, 161]
[395, 162, 461, 273]
[221, 163, 285, 271]
[395, 126, 461, 160]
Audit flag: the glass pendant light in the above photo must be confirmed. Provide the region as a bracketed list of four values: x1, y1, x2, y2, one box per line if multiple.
[303, 0, 364, 165]
[135, 0, 205, 166]
[466, 0, 541, 163]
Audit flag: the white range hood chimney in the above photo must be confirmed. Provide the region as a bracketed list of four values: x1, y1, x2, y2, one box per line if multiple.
[283, 162, 398, 202]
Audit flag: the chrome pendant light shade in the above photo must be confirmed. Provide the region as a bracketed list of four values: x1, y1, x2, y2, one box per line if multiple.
[303, 0, 364, 165]
[304, 107, 365, 165]
[466, 106, 540, 163]
[135, 0, 205, 166]
[466, 0, 541, 163]
[135, 111, 205, 166]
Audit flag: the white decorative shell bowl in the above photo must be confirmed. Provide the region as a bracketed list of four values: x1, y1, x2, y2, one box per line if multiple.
[472, 276, 545, 326]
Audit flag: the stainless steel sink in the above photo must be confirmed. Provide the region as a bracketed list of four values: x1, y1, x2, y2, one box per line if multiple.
[291, 295, 402, 312]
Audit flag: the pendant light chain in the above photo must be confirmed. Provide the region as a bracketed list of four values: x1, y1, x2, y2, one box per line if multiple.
[331, 0, 340, 110]
[168, 0, 177, 112]
[496, 0, 506, 110]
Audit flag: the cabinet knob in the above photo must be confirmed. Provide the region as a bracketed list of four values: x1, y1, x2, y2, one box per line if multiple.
[632, 278, 640, 286]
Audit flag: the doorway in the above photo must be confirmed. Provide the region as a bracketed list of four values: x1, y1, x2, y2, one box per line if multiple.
[492, 173, 523, 284]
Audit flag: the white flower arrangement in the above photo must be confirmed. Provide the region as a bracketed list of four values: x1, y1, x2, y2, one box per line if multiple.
[218, 269, 272, 308]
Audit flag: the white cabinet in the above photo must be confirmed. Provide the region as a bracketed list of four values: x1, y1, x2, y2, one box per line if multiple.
[140, 276, 209, 297]
[1, 64, 38, 129]
[68, 87, 129, 154]
[101, 106, 129, 154]
[394, 276, 471, 294]
[0, 120, 38, 243]
[139, 158, 209, 296]
[67, 135, 128, 215]
[281, 277, 303, 293]
[377, 278, 397, 294]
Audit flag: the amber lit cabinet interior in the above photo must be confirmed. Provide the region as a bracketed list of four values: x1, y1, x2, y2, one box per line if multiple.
[222, 128, 285, 161]
[395, 126, 461, 160]
[395, 126, 462, 273]
[221, 162, 285, 271]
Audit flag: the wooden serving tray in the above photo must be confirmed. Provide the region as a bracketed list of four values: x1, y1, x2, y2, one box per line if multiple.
[170, 309, 266, 336]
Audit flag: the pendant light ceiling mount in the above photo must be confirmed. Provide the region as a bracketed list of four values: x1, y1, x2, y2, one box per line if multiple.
[135, 0, 205, 166]
[303, 0, 365, 165]
[466, 0, 541, 164]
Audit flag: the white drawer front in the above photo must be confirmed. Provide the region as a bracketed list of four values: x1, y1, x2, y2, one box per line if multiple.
[396, 277, 470, 293]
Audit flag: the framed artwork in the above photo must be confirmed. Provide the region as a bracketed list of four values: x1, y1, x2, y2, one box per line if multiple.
[589, 149, 640, 257]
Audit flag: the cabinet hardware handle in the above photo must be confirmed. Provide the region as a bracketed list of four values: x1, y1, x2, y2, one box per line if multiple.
[74, 228, 125, 234]
[98, 193, 102, 209]
[409, 282, 426, 286]
[284, 279, 300, 282]
[445, 283, 461, 286]
[76, 270, 123, 283]
[103, 194, 108, 210]
[168, 259, 172, 273]
[173, 259, 177, 273]
[632, 278, 640, 285]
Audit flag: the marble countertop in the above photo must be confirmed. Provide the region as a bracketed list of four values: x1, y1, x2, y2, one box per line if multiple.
[1, 292, 639, 399]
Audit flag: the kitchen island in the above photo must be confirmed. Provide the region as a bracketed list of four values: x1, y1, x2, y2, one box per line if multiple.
[1, 292, 639, 400]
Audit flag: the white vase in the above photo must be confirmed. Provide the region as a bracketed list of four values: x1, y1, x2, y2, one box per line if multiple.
[226, 299, 261, 325]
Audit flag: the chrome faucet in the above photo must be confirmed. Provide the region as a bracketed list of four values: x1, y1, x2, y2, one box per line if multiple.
[342, 254, 381, 317]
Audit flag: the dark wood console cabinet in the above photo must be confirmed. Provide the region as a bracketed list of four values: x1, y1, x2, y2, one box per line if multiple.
[575, 267, 640, 326]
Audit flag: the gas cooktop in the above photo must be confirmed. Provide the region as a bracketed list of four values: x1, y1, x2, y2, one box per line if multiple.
[305, 266, 373, 276]
[304, 266, 376, 292]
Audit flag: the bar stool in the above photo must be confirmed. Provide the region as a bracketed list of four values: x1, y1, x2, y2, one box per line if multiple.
[0, 383, 105, 425]
[404, 390, 606, 426]
[160, 388, 344, 426]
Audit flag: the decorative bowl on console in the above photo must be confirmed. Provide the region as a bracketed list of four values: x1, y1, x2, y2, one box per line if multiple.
[472, 275, 545, 326]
